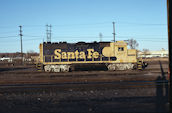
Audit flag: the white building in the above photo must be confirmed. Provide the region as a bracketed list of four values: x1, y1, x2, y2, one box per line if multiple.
[138, 48, 168, 58]
[0, 57, 12, 62]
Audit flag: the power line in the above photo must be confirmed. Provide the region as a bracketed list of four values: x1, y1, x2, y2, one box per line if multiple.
[0, 21, 167, 28]
[0, 40, 168, 44]
[0, 26, 18, 29]
[0, 36, 18, 38]
[23, 36, 44, 41]
[116, 36, 167, 39]
[0, 31, 18, 34]
[0, 35, 168, 42]
[52, 21, 111, 27]
[0, 35, 168, 40]
[23, 35, 44, 37]
[116, 21, 167, 26]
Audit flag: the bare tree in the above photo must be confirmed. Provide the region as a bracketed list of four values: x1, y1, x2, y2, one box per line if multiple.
[26, 50, 38, 58]
[128, 38, 139, 49]
[142, 49, 150, 58]
[27, 50, 35, 53]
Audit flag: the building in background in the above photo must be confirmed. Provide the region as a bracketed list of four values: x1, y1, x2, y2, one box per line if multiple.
[138, 48, 168, 58]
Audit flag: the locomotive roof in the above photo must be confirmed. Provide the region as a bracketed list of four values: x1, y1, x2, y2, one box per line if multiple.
[43, 41, 111, 45]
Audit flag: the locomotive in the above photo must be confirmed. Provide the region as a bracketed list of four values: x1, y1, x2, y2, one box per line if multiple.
[37, 40, 147, 72]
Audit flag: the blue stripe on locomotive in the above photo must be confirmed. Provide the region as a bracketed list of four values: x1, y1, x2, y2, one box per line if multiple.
[43, 42, 117, 62]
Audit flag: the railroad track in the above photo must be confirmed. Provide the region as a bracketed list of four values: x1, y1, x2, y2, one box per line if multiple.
[0, 60, 169, 89]
[0, 60, 169, 113]
[0, 79, 169, 92]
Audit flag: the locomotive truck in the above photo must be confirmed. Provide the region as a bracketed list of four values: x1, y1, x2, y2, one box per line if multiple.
[36, 40, 147, 72]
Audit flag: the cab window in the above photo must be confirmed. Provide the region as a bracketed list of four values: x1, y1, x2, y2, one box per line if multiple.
[118, 47, 124, 51]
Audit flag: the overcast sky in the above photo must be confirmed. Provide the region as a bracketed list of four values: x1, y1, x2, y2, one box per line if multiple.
[0, 0, 168, 53]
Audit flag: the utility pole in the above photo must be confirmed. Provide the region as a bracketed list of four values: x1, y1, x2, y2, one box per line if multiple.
[99, 32, 103, 42]
[46, 24, 52, 42]
[49, 24, 52, 42]
[19, 25, 23, 65]
[112, 22, 115, 42]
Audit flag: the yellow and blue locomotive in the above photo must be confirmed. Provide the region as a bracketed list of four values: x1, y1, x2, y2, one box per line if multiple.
[37, 40, 147, 72]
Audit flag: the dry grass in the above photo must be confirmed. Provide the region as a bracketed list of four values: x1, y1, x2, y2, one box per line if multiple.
[142, 57, 168, 62]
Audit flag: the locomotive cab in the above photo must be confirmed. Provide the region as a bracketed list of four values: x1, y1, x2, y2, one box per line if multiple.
[102, 41, 137, 64]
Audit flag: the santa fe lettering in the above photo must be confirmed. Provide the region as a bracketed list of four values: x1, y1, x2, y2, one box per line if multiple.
[54, 49, 99, 59]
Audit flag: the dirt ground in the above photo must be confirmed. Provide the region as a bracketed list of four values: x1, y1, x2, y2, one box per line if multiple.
[0, 58, 170, 113]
